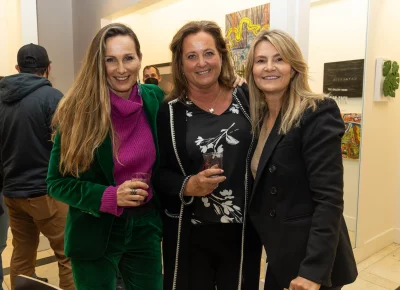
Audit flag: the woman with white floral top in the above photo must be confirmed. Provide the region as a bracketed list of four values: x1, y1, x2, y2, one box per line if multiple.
[154, 21, 261, 290]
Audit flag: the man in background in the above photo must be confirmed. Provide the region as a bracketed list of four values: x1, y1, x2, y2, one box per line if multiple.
[0, 44, 74, 290]
[0, 177, 48, 290]
[142, 65, 162, 85]
[142, 65, 173, 95]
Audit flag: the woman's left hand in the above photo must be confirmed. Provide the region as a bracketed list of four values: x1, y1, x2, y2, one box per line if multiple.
[232, 75, 246, 87]
[288, 276, 321, 290]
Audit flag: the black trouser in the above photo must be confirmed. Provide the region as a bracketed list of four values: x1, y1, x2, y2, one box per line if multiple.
[189, 223, 260, 290]
[264, 265, 343, 290]
[162, 214, 261, 290]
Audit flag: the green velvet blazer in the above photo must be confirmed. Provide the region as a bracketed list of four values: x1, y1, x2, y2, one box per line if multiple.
[46, 84, 164, 260]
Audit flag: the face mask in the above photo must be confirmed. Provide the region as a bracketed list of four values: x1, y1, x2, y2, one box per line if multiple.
[144, 77, 159, 85]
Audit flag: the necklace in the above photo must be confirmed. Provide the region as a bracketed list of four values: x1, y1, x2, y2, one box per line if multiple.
[189, 88, 222, 114]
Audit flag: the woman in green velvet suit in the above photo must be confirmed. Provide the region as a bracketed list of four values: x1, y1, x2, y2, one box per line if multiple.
[46, 23, 164, 290]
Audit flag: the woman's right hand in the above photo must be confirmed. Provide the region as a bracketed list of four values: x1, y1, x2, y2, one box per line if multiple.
[184, 167, 226, 197]
[117, 180, 149, 207]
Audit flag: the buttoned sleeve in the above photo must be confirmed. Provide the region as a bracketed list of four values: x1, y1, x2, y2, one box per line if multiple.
[297, 98, 345, 284]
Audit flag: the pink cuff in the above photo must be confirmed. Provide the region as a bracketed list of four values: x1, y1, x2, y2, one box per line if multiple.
[100, 186, 124, 216]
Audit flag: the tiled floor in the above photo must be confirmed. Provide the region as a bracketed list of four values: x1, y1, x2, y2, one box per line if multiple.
[260, 243, 400, 290]
[2, 238, 400, 290]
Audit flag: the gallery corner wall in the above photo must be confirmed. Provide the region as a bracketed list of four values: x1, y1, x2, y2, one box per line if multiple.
[0, 0, 22, 76]
[37, 0, 75, 94]
[37, 0, 151, 93]
[71, 0, 146, 78]
[354, 0, 400, 261]
[308, 0, 369, 233]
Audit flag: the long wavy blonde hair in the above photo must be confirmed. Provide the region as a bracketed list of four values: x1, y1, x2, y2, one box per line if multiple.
[245, 29, 324, 136]
[51, 23, 141, 177]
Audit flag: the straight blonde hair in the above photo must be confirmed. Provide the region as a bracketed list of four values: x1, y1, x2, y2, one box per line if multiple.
[51, 23, 141, 177]
[245, 29, 324, 136]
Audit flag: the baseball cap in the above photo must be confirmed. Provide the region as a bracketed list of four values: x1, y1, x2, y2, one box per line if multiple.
[17, 43, 50, 68]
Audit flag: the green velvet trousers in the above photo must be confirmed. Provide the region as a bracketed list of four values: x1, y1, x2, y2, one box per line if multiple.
[70, 209, 163, 290]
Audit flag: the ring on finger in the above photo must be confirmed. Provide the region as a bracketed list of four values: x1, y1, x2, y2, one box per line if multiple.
[130, 188, 137, 195]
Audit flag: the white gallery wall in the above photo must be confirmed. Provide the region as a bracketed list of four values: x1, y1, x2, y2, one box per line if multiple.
[35, 0, 158, 93]
[1, 0, 51, 250]
[308, 0, 368, 112]
[0, 0, 22, 76]
[1, 0, 72, 93]
[20, 0, 38, 45]
[72, 0, 162, 77]
[1, 0, 41, 76]
[35, 0, 152, 93]
[308, 0, 369, 232]
[111, 0, 271, 79]
[355, 0, 400, 260]
[397, 162, 400, 244]
[37, 0, 75, 94]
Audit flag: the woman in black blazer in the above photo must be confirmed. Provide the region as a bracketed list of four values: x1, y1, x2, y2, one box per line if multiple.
[245, 30, 358, 290]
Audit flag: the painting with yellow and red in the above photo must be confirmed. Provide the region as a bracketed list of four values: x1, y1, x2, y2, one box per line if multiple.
[341, 113, 362, 159]
[225, 4, 270, 77]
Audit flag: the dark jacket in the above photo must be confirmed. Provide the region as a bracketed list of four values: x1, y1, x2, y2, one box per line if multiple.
[154, 85, 261, 290]
[249, 98, 357, 288]
[0, 178, 3, 215]
[47, 84, 164, 260]
[0, 73, 62, 198]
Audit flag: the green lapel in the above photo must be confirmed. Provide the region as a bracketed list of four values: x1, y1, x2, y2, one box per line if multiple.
[95, 135, 115, 185]
[141, 84, 163, 208]
[141, 85, 161, 166]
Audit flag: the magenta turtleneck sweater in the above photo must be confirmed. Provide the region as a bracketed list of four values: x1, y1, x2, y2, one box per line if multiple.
[100, 84, 156, 216]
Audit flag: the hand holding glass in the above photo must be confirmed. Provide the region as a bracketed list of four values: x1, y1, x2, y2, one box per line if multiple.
[203, 152, 223, 169]
[203, 152, 223, 178]
[131, 172, 150, 184]
[131, 172, 150, 202]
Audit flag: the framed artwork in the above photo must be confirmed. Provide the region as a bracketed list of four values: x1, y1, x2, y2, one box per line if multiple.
[323, 59, 365, 98]
[225, 4, 270, 77]
[341, 113, 362, 159]
[152, 62, 173, 94]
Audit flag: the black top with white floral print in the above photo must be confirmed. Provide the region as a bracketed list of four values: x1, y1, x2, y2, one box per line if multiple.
[186, 97, 252, 224]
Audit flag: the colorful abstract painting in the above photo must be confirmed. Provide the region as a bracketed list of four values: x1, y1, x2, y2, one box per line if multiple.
[225, 4, 270, 77]
[341, 113, 362, 159]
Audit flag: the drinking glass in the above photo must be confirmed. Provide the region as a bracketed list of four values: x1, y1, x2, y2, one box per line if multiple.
[131, 172, 151, 202]
[202, 152, 223, 170]
[131, 172, 151, 184]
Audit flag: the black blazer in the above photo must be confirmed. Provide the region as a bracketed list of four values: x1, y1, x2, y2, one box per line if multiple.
[0, 178, 3, 216]
[249, 98, 357, 288]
